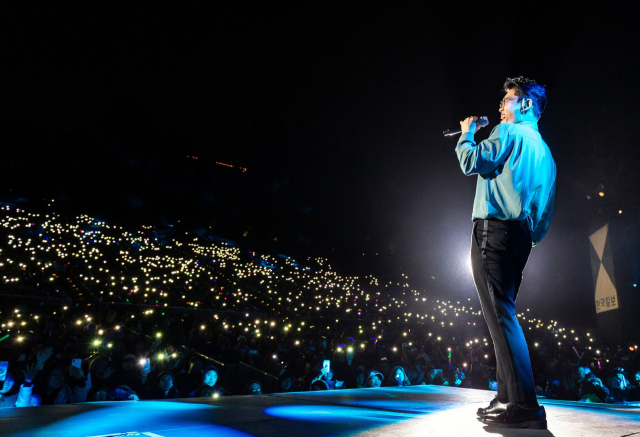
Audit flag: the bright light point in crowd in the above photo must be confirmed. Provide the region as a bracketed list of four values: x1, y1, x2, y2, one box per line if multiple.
[158, 354, 164, 359]
[17, 336, 24, 342]
[156, 333, 162, 338]
[115, 325, 120, 330]
[337, 347, 342, 352]
[347, 347, 352, 352]
[139, 360, 146, 366]
[200, 325, 205, 330]
[93, 340, 100, 346]
[107, 343, 113, 348]
[213, 393, 219, 398]
[76, 320, 82, 325]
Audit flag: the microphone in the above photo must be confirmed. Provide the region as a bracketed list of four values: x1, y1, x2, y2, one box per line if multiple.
[443, 116, 489, 136]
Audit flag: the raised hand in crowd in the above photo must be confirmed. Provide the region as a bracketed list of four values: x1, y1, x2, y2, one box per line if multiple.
[21, 363, 39, 384]
[36, 347, 54, 370]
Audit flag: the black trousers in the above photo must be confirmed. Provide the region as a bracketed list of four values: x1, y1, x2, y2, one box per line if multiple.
[470, 218, 537, 404]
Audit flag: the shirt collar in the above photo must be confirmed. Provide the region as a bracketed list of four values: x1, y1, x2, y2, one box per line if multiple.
[516, 120, 539, 131]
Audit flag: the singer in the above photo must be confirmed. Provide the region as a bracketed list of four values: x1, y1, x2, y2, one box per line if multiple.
[455, 77, 556, 429]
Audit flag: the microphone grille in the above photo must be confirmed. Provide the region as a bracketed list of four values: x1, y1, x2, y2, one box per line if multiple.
[477, 116, 489, 127]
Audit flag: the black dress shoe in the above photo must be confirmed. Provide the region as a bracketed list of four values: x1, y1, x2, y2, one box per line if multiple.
[476, 396, 508, 418]
[482, 402, 547, 429]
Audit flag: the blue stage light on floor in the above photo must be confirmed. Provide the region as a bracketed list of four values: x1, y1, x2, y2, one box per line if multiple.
[263, 405, 417, 424]
[4, 401, 254, 437]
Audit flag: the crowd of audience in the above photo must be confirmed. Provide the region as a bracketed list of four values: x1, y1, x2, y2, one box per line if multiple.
[1, 204, 639, 409]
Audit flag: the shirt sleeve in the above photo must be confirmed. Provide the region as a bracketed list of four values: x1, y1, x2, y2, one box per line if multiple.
[455, 124, 513, 176]
[531, 178, 556, 247]
[15, 384, 33, 407]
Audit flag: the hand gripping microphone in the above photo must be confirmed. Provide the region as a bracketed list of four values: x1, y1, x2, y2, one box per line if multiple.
[443, 116, 489, 136]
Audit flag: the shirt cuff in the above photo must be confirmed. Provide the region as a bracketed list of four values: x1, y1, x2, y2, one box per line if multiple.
[457, 132, 475, 146]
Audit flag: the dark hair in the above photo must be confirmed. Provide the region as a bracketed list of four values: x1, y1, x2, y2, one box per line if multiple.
[503, 77, 548, 119]
[194, 385, 215, 397]
[203, 365, 219, 377]
[155, 371, 175, 386]
[310, 379, 329, 390]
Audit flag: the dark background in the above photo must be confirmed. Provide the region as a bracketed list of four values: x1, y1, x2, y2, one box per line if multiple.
[1, 2, 639, 328]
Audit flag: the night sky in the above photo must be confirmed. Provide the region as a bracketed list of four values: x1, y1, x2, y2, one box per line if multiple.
[1, 2, 639, 328]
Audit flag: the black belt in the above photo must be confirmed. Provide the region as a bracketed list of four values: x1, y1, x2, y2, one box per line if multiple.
[474, 217, 526, 225]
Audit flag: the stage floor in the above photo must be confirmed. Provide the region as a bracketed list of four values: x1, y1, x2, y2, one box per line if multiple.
[1, 386, 638, 437]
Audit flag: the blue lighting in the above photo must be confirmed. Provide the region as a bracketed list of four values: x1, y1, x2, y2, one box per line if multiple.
[263, 404, 423, 424]
[5, 401, 254, 437]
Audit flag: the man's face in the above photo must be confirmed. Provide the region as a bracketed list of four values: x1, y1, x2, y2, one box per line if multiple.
[280, 377, 292, 391]
[499, 89, 521, 124]
[47, 369, 65, 389]
[367, 376, 382, 388]
[203, 370, 218, 387]
[159, 374, 173, 391]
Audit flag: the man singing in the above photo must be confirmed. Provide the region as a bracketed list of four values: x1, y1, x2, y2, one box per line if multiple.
[455, 77, 556, 429]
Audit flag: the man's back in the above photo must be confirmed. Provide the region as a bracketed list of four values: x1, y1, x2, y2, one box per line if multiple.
[457, 119, 556, 246]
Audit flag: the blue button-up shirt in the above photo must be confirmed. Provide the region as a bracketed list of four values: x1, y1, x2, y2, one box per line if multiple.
[455, 120, 556, 246]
